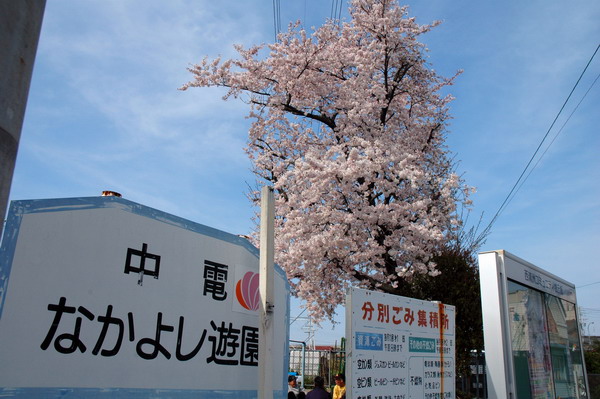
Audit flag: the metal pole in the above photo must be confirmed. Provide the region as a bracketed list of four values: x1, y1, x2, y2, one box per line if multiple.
[301, 342, 306, 390]
[259, 186, 275, 399]
[476, 350, 481, 398]
[290, 340, 307, 391]
[328, 349, 332, 388]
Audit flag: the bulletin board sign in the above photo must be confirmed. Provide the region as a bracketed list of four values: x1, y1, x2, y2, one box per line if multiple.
[478, 250, 589, 399]
[346, 287, 455, 399]
[0, 196, 289, 398]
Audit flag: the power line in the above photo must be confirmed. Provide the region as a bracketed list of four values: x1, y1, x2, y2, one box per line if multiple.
[581, 307, 600, 313]
[578, 280, 600, 289]
[481, 43, 600, 236]
[272, 0, 281, 40]
[330, 0, 336, 20]
[509, 71, 600, 207]
[303, 0, 307, 29]
[486, 43, 599, 229]
[290, 307, 307, 325]
[330, 0, 343, 24]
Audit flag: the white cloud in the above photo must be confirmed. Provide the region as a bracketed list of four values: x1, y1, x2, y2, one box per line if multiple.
[23, 0, 274, 187]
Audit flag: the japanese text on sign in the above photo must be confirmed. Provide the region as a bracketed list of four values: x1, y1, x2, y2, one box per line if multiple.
[41, 297, 259, 366]
[361, 301, 449, 330]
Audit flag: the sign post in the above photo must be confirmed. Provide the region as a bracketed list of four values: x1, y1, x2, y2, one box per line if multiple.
[259, 186, 275, 399]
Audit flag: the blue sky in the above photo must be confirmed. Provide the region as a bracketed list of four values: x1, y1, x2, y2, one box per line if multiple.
[8, 0, 600, 345]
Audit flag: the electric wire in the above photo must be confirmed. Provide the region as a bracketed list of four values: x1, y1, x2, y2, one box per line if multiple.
[277, 0, 281, 34]
[272, 0, 277, 39]
[486, 43, 599, 229]
[330, 0, 343, 24]
[508, 71, 600, 206]
[290, 307, 308, 325]
[581, 308, 600, 314]
[480, 43, 600, 237]
[303, 0, 307, 29]
[578, 280, 600, 289]
[330, 0, 337, 21]
[272, 0, 281, 40]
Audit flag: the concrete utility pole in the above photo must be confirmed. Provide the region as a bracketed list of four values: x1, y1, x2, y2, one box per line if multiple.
[259, 186, 275, 399]
[0, 1, 46, 224]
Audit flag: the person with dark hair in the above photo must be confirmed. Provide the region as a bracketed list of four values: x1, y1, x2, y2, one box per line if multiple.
[333, 373, 346, 399]
[306, 376, 331, 399]
[288, 375, 300, 398]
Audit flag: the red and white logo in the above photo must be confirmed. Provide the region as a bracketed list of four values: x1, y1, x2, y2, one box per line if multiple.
[235, 271, 260, 311]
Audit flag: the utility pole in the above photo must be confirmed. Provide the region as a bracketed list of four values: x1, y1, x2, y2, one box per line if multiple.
[259, 186, 275, 399]
[0, 1, 46, 225]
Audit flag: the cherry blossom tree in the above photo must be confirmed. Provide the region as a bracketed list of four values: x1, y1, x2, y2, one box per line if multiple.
[182, 0, 473, 322]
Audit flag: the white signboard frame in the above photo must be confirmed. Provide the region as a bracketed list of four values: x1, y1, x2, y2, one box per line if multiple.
[478, 249, 589, 399]
[346, 287, 455, 399]
[0, 196, 290, 398]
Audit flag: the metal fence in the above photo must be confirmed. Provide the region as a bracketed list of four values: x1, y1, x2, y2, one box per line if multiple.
[289, 345, 345, 390]
[457, 350, 488, 399]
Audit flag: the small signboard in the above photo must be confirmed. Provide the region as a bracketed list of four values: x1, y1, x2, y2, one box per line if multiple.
[346, 287, 455, 399]
[0, 196, 289, 398]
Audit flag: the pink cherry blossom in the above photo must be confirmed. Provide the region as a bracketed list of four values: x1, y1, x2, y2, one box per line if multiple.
[182, 0, 472, 323]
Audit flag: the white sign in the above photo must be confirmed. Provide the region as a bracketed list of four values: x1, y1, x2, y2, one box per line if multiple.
[0, 196, 289, 398]
[346, 287, 455, 399]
